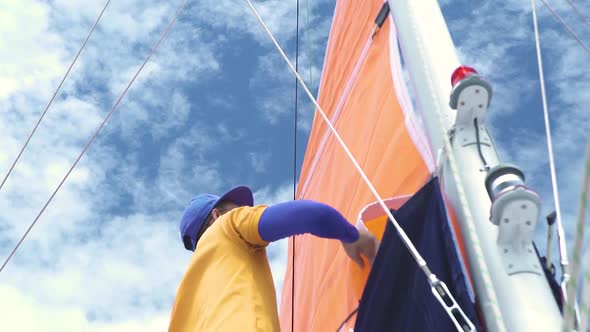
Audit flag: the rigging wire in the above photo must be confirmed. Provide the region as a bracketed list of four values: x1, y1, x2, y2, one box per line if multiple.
[305, 0, 313, 87]
[0, 0, 111, 194]
[530, 0, 577, 330]
[291, 0, 300, 329]
[415, 46, 508, 332]
[243, 1, 478, 331]
[564, 134, 590, 332]
[290, 0, 314, 327]
[539, 0, 590, 55]
[335, 306, 359, 332]
[580, 248, 590, 332]
[564, 0, 590, 30]
[531, 0, 570, 293]
[290, 3, 313, 328]
[0, 0, 188, 274]
[244, 0, 429, 279]
[381, 3, 506, 330]
[294, 0, 300, 203]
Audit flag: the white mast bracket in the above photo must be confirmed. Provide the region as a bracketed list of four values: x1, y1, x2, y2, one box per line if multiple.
[452, 125, 492, 148]
[449, 75, 492, 126]
[387, 0, 565, 329]
[448, 73, 494, 171]
[490, 186, 543, 276]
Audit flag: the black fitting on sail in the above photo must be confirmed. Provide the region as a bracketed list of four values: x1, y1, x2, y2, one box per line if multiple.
[546, 211, 557, 226]
[374, 2, 390, 28]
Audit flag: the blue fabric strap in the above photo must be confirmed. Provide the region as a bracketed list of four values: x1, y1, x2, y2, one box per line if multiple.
[258, 200, 359, 243]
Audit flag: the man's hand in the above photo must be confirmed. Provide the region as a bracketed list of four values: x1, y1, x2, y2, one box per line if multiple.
[341, 229, 380, 268]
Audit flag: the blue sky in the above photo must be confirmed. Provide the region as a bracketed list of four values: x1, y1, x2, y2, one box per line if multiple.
[1, 0, 589, 330]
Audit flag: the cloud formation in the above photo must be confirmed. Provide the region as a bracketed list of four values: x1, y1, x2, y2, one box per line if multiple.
[1, 0, 589, 331]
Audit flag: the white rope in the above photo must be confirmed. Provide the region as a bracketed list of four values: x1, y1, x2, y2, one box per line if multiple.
[435, 145, 508, 332]
[571, 136, 590, 332]
[564, 133, 590, 332]
[530, 0, 575, 330]
[531, 0, 568, 271]
[580, 247, 590, 332]
[244, 1, 491, 330]
[423, 66, 509, 332]
[398, 0, 507, 329]
[243, 0, 430, 274]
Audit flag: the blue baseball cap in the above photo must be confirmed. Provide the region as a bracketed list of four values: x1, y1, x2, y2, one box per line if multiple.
[179, 186, 254, 251]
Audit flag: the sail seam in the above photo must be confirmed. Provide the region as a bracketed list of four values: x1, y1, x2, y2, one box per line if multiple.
[298, 35, 374, 199]
[386, 16, 436, 172]
[245, 1, 480, 330]
[340, 90, 388, 244]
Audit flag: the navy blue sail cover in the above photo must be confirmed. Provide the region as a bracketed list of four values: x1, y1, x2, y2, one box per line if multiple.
[354, 177, 483, 331]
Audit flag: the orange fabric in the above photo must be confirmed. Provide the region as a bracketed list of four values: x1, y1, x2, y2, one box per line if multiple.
[442, 192, 475, 287]
[360, 195, 411, 242]
[278, 0, 430, 330]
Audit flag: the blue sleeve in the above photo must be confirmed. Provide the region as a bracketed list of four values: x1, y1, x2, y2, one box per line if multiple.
[258, 200, 359, 243]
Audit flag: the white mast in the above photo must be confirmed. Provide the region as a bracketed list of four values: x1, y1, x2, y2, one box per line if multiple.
[387, 0, 564, 331]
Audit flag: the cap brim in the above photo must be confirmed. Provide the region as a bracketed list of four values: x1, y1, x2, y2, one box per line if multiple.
[218, 186, 254, 207]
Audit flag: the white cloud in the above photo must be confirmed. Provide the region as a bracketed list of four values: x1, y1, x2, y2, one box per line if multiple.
[189, 0, 299, 47]
[0, 285, 171, 332]
[0, 1, 226, 331]
[2, 1, 589, 331]
[0, 0, 63, 101]
[249, 150, 270, 173]
[0, 285, 88, 332]
[248, 2, 331, 128]
[254, 181, 295, 205]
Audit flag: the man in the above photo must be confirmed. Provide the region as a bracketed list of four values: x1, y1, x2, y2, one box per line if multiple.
[168, 185, 380, 332]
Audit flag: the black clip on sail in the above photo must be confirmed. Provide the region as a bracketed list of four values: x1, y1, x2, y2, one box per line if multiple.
[243, 0, 476, 330]
[371, 2, 390, 39]
[382, 210, 477, 331]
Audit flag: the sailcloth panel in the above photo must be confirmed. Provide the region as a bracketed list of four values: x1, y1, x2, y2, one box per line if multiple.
[278, 0, 434, 330]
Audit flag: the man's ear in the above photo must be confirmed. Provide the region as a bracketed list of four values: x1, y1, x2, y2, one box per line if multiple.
[211, 208, 221, 220]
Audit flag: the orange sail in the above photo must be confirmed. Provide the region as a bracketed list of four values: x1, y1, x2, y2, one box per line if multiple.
[278, 0, 435, 330]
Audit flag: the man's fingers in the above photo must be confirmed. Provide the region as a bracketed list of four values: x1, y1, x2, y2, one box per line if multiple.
[364, 245, 376, 265]
[363, 239, 379, 266]
[342, 231, 380, 268]
[353, 251, 365, 268]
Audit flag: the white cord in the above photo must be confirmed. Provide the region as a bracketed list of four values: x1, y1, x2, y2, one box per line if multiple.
[580, 247, 590, 332]
[244, 1, 490, 330]
[243, 0, 430, 272]
[531, 0, 568, 270]
[564, 133, 590, 332]
[530, 1, 575, 330]
[399, 0, 507, 329]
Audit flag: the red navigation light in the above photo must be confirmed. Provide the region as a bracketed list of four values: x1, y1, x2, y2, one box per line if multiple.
[451, 66, 478, 87]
